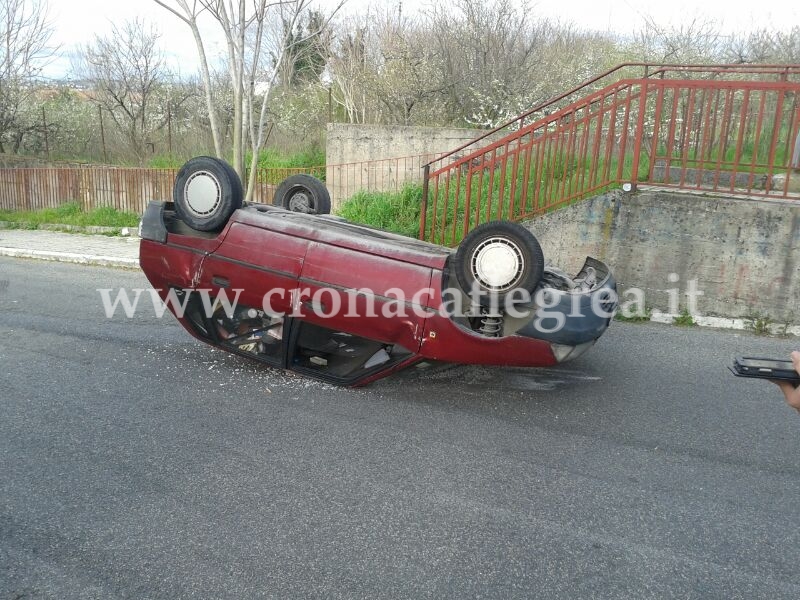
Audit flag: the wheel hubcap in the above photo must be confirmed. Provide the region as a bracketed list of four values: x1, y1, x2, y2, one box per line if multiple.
[184, 171, 221, 217]
[471, 237, 525, 292]
[288, 190, 312, 213]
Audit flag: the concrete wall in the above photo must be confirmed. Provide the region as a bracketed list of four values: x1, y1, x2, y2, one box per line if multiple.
[524, 190, 800, 323]
[325, 123, 490, 207]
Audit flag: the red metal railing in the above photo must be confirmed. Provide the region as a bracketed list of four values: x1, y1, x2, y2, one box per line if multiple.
[421, 64, 800, 245]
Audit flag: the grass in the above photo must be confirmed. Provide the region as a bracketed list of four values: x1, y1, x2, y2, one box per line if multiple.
[615, 305, 652, 323]
[148, 155, 183, 169]
[745, 312, 774, 336]
[147, 147, 326, 172]
[255, 147, 325, 170]
[0, 201, 140, 231]
[333, 147, 641, 247]
[336, 184, 423, 239]
[673, 308, 696, 327]
[423, 151, 637, 246]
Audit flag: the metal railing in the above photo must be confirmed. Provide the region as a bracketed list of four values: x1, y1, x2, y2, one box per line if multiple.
[421, 64, 800, 245]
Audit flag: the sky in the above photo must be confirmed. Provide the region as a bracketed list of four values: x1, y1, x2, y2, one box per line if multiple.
[44, 0, 800, 80]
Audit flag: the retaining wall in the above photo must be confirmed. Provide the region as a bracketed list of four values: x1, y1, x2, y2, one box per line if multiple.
[325, 123, 491, 207]
[524, 189, 800, 323]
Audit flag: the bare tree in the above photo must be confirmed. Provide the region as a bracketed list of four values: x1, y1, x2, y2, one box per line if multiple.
[427, 0, 612, 128]
[0, 0, 55, 153]
[74, 19, 166, 162]
[724, 27, 800, 64]
[150, 0, 224, 160]
[321, 0, 620, 130]
[630, 15, 724, 64]
[368, 9, 448, 125]
[327, 20, 370, 124]
[154, 0, 345, 201]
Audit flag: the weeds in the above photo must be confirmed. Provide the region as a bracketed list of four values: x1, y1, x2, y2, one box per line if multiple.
[745, 312, 774, 336]
[673, 308, 696, 327]
[615, 306, 652, 323]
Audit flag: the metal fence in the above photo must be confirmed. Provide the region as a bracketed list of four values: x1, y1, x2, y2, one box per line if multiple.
[421, 64, 800, 245]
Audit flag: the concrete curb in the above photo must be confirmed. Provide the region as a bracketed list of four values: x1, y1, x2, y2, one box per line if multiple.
[0, 222, 140, 236]
[635, 311, 800, 337]
[0, 246, 140, 269]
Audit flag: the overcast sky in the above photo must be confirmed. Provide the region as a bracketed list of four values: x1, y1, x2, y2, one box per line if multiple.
[46, 0, 800, 79]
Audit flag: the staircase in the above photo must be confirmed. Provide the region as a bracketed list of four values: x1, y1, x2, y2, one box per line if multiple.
[420, 63, 800, 245]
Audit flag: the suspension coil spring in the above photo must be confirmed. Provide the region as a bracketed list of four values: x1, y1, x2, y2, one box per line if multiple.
[478, 312, 504, 337]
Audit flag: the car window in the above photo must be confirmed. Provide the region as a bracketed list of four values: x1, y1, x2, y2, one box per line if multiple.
[290, 321, 411, 383]
[210, 303, 285, 365]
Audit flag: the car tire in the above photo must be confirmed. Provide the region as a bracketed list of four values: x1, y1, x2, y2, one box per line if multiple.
[173, 156, 243, 231]
[274, 174, 331, 215]
[454, 221, 545, 307]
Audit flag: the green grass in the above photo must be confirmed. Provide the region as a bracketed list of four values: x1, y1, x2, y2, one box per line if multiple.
[148, 155, 183, 169]
[255, 147, 325, 170]
[336, 184, 423, 239]
[745, 312, 774, 335]
[147, 147, 326, 171]
[673, 308, 696, 327]
[332, 148, 636, 247]
[0, 201, 140, 230]
[423, 150, 637, 246]
[615, 305, 652, 322]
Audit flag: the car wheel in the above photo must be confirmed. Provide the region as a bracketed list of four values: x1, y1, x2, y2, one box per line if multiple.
[454, 221, 545, 306]
[274, 174, 331, 215]
[173, 156, 243, 231]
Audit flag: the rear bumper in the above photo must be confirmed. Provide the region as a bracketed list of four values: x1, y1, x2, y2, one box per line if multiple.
[516, 257, 617, 350]
[140, 201, 168, 243]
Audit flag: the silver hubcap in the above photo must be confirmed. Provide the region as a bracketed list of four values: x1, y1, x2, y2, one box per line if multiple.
[184, 171, 221, 217]
[471, 237, 525, 292]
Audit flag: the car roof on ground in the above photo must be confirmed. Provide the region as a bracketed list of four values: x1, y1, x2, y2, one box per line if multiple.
[233, 204, 452, 270]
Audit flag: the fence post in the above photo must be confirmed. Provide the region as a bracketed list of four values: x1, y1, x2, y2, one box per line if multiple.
[419, 164, 430, 240]
[629, 80, 649, 189]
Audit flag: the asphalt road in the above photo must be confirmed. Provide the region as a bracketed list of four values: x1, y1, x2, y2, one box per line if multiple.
[1, 256, 799, 599]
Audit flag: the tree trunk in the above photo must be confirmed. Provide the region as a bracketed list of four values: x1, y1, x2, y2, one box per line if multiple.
[189, 21, 224, 159]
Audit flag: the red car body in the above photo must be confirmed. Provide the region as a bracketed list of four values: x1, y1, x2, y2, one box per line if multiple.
[139, 202, 615, 386]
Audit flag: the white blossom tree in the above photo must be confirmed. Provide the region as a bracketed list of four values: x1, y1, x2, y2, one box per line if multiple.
[0, 0, 56, 153]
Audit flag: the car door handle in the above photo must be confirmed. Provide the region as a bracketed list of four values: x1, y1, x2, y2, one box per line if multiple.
[212, 276, 230, 288]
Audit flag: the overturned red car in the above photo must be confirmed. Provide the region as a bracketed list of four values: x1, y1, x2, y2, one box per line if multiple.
[139, 157, 616, 386]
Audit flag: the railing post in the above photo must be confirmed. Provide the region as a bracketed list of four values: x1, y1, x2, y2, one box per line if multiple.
[629, 80, 649, 189]
[419, 164, 430, 240]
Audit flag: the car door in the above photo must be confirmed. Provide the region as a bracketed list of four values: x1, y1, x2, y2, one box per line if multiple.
[296, 242, 433, 354]
[197, 220, 310, 317]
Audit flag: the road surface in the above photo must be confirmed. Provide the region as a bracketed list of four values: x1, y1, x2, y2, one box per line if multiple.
[1, 257, 799, 599]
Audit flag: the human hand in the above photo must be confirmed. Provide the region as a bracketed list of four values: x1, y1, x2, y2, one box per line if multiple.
[774, 351, 800, 413]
